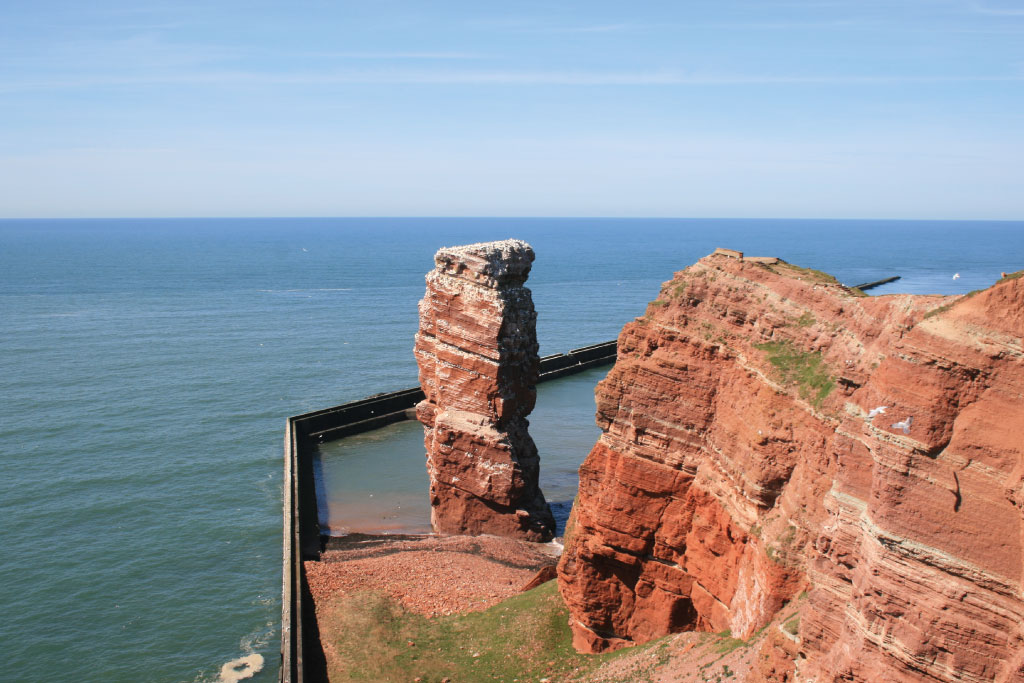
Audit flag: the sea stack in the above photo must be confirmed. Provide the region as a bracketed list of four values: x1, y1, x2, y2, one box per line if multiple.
[414, 240, 555, 542]
[557, 252, 1024, 681]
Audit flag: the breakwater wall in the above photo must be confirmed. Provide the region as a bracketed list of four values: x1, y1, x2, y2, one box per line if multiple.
[851, 275, 900, 291]
[280, 340, 617, 683]
[294, 340, 617, 445]
[280, 419, 326, 682]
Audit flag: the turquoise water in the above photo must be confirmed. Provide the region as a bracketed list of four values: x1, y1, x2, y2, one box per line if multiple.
[1, 217, 1021, 682]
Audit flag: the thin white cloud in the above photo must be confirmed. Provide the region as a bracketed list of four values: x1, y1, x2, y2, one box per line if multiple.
[563, 19, 864, 31]
[969, 1, 1024, 15]
[465, 18, 640, 34]
[733, 0, 851, 6]
[0, 33, 240, 70]
[2, 68, 1023, 92]
[685, 19, 859, 30]
[542, 23, 637, 33]
[310, 51, 485, 60]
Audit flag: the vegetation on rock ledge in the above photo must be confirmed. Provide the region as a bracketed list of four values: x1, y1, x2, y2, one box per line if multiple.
[767, 262, 841, 287]
[755, 341, 834, 409]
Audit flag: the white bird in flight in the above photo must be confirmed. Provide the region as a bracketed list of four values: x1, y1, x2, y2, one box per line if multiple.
[891, 416, 913, 434]
[952, 273, 960, 280]
[867, 406, 888, 418]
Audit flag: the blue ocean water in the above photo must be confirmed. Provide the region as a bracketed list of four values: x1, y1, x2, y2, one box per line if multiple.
[0, 217, 1021, 682]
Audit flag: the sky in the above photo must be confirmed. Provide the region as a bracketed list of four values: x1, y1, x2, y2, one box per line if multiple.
[1, 0, 1022, 219]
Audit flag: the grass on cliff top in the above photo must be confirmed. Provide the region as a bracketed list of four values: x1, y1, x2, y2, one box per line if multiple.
[923, 272, 1022, 320]
[756, 340, 833, 409]
[998, 269, 1023, 284]
[317, 580, 644, 683]
[766, 262, 841, 287]
[922, 287, 985, 320]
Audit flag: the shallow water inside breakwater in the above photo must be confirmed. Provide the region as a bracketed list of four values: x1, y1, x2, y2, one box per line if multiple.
[316, 365, 607, 537]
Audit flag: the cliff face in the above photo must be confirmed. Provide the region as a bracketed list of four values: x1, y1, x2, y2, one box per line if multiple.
[414, 240, 555, 542]
[557, 253, 1024, 682]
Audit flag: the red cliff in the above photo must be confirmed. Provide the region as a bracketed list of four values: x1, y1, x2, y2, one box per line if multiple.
[415, 240, 555, 542]
[557, 253, 1024, 682]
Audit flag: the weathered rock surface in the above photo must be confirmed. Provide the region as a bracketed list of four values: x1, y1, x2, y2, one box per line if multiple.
[414, 240, 555, 542]
[557, 253, 1024, 682]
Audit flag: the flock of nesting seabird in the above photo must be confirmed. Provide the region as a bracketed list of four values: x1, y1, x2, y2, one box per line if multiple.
[866, 405, 913, 434]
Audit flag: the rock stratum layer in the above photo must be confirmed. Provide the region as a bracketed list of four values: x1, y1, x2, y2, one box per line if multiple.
[415, 240, 555, 542]
[557, 253, 1024, 682]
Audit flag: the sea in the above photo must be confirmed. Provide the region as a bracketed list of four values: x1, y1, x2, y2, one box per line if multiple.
[1, 217, 1021, 682]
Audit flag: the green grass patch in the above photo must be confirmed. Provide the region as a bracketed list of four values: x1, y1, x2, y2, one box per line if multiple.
[998, 270, 1023, 284]
[318, 581, 643, 683]
[711, 629, 748, 655]
[755, 341, 834, 408]
[923, 287, 985, 320]
[649, 299, 669, 308]
[922, 303, 954, 320]
[672, 282, 689, 297]
[770, 262, 841, 286]
[794, 312, 815, 328]
[766, 525, 799, 566]
[782, 615, 800, 636]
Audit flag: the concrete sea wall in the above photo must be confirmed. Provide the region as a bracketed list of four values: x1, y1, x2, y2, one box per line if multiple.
[279, 340, 616, 682]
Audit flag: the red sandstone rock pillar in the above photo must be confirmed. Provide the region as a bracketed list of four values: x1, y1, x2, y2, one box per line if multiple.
[414, 240, 555, 542]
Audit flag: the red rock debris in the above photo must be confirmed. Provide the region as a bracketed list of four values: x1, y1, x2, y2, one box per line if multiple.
[305, 533, 558, 617]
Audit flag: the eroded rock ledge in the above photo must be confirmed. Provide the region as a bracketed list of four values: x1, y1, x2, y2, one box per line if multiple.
[557, 252, 1024, 682]
[414, 240, 555, 542]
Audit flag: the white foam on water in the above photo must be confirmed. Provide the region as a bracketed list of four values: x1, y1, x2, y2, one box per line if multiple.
[239, 621, 276, 652]
[217, 653, 264, 683]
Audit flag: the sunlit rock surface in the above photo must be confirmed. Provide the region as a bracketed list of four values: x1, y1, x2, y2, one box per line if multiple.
[415, 240, 554, 542]
[557, 252, 1024, 682]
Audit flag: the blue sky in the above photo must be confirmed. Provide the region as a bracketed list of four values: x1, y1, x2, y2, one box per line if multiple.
[1, 0, 1022, 218]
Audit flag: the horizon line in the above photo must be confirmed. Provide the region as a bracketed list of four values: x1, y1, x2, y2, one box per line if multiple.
[2, 215, 1022, 223]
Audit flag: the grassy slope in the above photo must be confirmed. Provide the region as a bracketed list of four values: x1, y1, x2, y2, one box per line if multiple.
[317, 580, 647, 683]
[316, 578, 786, 683]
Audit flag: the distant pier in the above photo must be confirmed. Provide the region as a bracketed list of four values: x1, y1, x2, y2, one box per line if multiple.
[851, 275, 901, 291]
